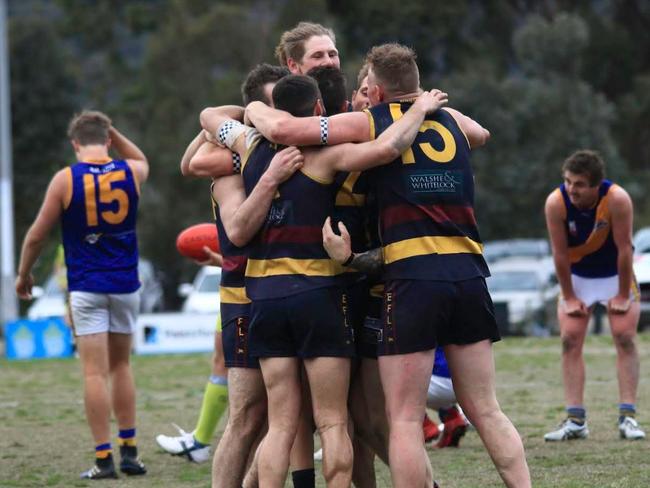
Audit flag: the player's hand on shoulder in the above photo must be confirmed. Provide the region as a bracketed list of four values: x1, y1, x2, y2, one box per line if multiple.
[264, 146, 304, 185]
[15, 274, 34, 300]
[415, 89, 448, 114]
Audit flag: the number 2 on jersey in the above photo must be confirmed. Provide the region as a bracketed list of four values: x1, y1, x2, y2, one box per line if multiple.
[83, 171, 129, 226]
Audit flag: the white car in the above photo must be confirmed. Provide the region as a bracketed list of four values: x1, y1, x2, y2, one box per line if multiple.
[178, 266, 221, 314]
[27, 259, 165, 319]
[486, 257, 559, 335]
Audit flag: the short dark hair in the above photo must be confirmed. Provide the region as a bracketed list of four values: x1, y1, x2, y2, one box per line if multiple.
[241, 63, 290, 105]
[67, 110, 111, 145]
[272, 75, 321, 117]
[306, 66, 347, 116]
[366, 43, 419, 96]
[562, 150, 606, 186]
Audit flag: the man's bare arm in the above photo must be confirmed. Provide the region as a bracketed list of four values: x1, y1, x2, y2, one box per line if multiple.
[188, 141, 237, 178]
[609, 187, 635, 312]
[109, 126, 149, 183]
[245, 101, 371, 146]
[218, 146, 304, 247]
[545, 191, 587, 316]
[199, 106, 245, 136]
[16, 170, 67, 299]
[180, 131, 207, 176]
[444, 108, 490, 149]
[322, 217, 383, 277]
[324, 90, 448, 172]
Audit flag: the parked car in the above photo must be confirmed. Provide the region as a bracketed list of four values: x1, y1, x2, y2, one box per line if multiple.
[482, 239, 550, 264]
[486, 257, 559, 335]
[27, 258, 165, 319]
[633, 227, 650, 255]
[178, 266, 221, 314]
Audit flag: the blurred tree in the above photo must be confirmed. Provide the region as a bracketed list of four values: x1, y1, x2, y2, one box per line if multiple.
[439, 13, 625, 239]
[9, 15, 78, 279]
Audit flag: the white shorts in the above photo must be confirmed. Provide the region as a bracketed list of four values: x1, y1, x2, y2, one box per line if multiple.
[70, 291, 140, 336]
[426, 375, 456, 410]
[569, 274, 638, 308]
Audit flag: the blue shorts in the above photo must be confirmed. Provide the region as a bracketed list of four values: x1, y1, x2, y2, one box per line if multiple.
[221, 302, 258, 369]
[378, 277, 500, 356]
[249, 286, 355, 359]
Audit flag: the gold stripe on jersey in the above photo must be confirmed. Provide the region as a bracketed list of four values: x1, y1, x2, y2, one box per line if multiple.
[383, 235, 483, 265]
[389, 104, 416, 163]
[335, 171, 366, 207]
[370, 283, 384, 298]
[568, 186, 615, 264]
[365, 109, 376, 141]
[246, 257, 345, 278]
[219, 286, 251, 304]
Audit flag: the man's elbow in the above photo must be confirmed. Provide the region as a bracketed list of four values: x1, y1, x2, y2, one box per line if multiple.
[199, 108, 218, 131]
[228, 228, 249, 248]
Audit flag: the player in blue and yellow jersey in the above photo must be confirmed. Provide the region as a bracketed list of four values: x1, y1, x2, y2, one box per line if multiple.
[544, 150, 645, 441]
[16, 111, 148, 479]
[202, 74, 447, 487]
[245, 43, 531, 488]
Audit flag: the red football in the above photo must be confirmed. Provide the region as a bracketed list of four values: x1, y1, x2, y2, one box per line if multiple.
[176, 223, 220, 260]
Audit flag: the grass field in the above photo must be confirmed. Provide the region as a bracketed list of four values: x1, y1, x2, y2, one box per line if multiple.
[1, 334, 649, 487]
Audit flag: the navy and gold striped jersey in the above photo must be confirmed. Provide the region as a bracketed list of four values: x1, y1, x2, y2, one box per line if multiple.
[558, 179, 618, 278]
[210, 183, 250, 309]
[365, 102, 489, 281]
[61, 159, 140, 293]
[332, 170, 371, 285]
[241, 137, 344, 300]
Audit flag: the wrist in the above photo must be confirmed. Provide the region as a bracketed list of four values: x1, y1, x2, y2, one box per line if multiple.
[341, 252, 355, 266]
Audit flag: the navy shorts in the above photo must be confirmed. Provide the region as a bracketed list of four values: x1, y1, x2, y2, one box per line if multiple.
[378, 277, 500, 356]
[221, 302, 258, 369]
[249, 286, 355, 359]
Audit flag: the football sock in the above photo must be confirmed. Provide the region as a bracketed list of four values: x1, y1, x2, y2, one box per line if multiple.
[566, 406, 586, 424]
[95, 443, 113, 466]
[291, 468, 315, 488]
[118, 428, 137, 446]
[194, 375, 228, 445]
[619, 403, 636, 423]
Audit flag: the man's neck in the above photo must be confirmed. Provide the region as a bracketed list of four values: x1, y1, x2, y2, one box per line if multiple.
[76, 145, 110, 162]
[385, 90, 421, 103]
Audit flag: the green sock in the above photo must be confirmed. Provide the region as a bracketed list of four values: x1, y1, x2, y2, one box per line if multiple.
[194, 376, 228, 445]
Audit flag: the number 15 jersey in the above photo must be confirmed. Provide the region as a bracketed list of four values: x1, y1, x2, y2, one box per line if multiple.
[61, 159, 140, 293]
[365, 102, 489, 282]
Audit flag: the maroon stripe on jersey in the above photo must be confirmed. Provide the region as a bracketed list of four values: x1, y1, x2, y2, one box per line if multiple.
[262, 226, 322, 244]
[222, 255, 247, 273]
[381, 203, 477, 230]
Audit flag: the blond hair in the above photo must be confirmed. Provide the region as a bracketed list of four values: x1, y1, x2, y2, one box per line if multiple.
[365, 43, 419, 96]
[275, 22, 336, 66]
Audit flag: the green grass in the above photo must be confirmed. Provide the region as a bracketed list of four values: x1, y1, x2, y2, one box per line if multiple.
[1, 335, 649, 487]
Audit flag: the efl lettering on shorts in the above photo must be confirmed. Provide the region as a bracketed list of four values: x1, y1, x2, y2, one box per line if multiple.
[341, 292, 353, 345]
[236, 317, 246, 355]
[384, 290, 396, 345]
[404, 169, 464, 204]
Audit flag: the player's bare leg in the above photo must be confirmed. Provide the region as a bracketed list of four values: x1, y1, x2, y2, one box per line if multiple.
[108, 333, 136, 429]
[289, 372, 315, 486]
[557, 307, 590, 406]
[77, 333, 112, 446]
[609, 302, 641, 403]
[304, 357, 353, 488]
[379, 350, 434, 488]
[446, 340, 531, 488]
[258, 357, 302, 487]
[212, 368, 266, 488]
